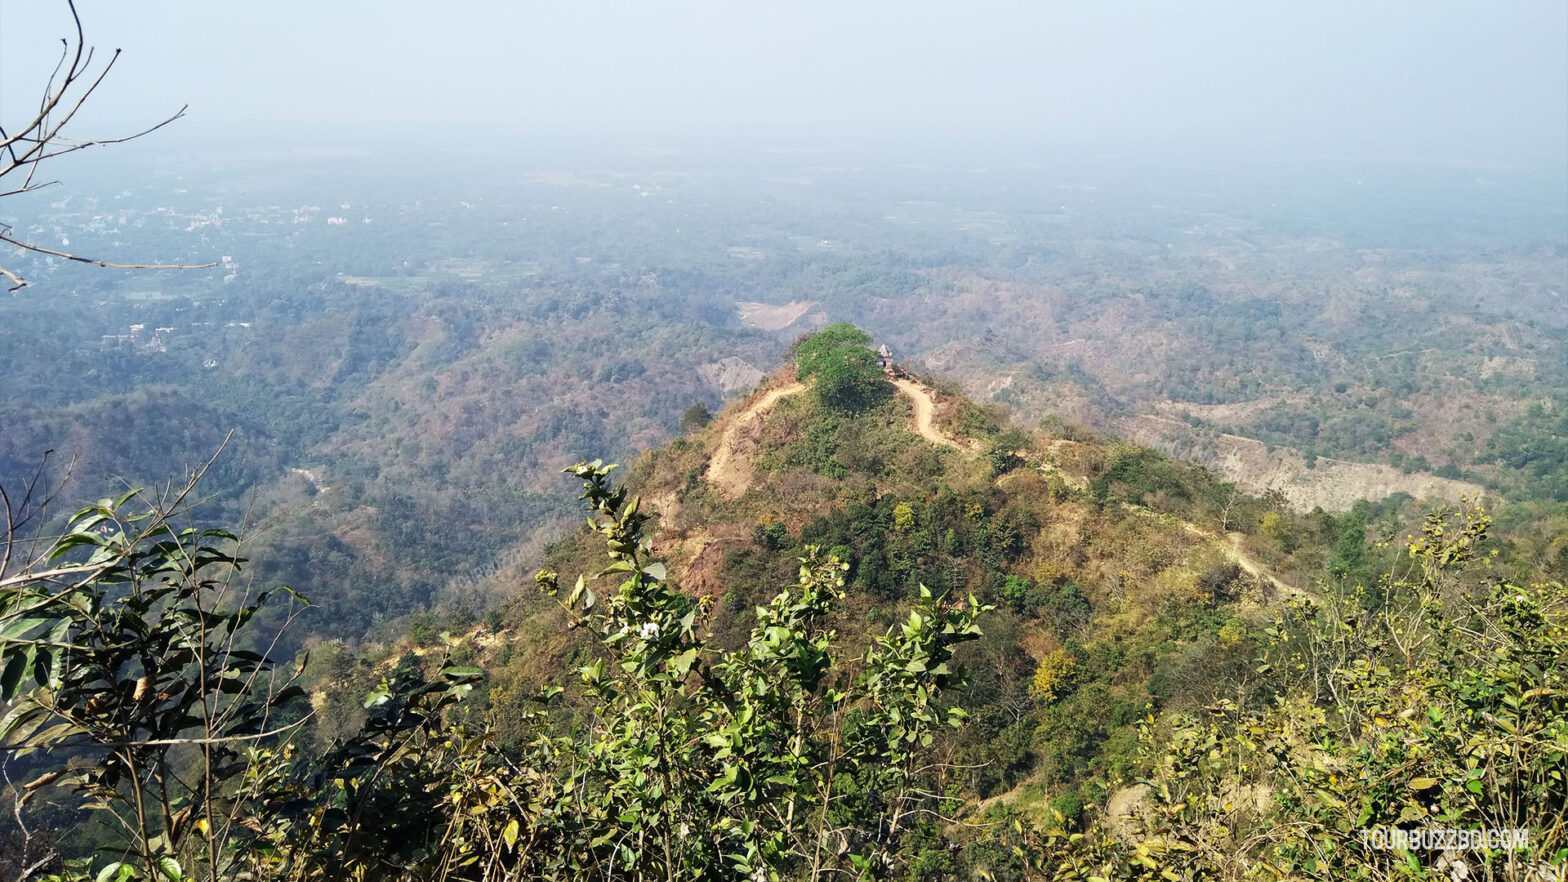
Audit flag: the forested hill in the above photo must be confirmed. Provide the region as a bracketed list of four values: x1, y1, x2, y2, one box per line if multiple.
[318, 329, 1565, 877]
[2, 325, 1563, 880]
[330, 326, 1562, 876]
[467, 330, 1336, 799]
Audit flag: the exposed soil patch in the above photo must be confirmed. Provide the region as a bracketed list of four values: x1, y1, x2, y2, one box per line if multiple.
[890, 377, 969, 450]
[1116, 414, 1488, 512]
[736, 300, 818, 332]
[705, 382, 807, 499]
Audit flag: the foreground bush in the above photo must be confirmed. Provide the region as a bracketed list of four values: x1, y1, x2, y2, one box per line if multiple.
[2, 462, 987, 881]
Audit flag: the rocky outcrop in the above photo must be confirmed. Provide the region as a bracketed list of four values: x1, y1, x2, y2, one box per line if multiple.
[697, 357, 767, 399]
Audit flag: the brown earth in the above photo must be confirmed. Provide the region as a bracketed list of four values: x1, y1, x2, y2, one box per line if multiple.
[705, 381, 807, 499]
[1179, 522, 1313, 602]
[705, 376, 975, 499]
[1115, 414, 1489, 512]
[735, 300, 818, 332]
[891, 377, 970, 450]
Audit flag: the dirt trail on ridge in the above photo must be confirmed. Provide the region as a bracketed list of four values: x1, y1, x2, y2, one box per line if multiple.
[706, 382, 807, 499]
[1179, 522, 1314, 602]
[705, 377, 973, 499]
[1226, 531, 1315, 602]
[890, 378, 967, 450]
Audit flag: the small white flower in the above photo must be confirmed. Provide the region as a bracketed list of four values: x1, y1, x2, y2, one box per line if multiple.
[639, 621, 661, 639]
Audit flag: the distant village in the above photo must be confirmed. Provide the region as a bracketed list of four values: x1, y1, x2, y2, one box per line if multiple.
[17, 192, 383, 356]
[14, 192, 375, 298]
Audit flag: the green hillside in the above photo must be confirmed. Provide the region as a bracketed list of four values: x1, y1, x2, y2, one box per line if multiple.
[5, 327, 1560, 880]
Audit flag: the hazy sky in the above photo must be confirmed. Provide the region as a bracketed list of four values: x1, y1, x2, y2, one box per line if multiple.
[2, 1, 1565, 164]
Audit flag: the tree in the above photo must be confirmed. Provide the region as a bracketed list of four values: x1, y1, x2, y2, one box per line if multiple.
[0, 0, 212, 291]
[680, 401, 713, 432]
[794, 324, 874, 376]
[794, 323, 890, 413]
[0, 456, 310, 881]
[524, 461, 991, 880]
[1030, 648, 1078, 703]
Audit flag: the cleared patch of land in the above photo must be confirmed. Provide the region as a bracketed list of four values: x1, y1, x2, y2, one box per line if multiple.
[1116, 414, 1489, 512]
[736, 300, 817, 331]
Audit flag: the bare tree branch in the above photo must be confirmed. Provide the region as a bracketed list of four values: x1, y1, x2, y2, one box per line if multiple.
[0, 0, 210, 290]
[0, 717, 312, 754]
[1, 232, 217, 272]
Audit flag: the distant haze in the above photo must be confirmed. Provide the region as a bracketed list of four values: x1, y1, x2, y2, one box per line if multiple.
[2, 1, 1566, 165]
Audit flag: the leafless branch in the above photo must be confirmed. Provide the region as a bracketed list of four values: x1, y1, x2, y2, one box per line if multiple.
[0, 452, 75, 585]
[0, 0, 209, 290]
[0, 718, 313, 754]
[0, 435, 227, 595]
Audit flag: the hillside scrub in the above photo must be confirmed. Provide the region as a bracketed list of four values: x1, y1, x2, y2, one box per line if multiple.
[5, 359, 1563, 880]
[1, 463, 991, 880]
[1029, 504, 1567, 881]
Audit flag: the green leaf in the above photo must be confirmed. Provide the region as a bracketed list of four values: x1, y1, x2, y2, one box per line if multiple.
[363, 685, 391, 708]
[502, 818, 519, 849]
[96, 863, 135, 882]
[0, 615, 51, 642]
[1, 648, 31, 701]
[0, 703, 49, 744]
[155, 856, 184, 880]
[1408, 777, 1439, 791]
[26, 721, 80, 748]
[669, 648, 698, 677]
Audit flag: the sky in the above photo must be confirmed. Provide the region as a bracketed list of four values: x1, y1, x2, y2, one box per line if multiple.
[1, 1, 1566, 165]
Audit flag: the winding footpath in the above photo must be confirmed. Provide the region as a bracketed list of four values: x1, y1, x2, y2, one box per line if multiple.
[704, 377, 1311, 609]
[890, 377, 965, 449]
[704, 382, 807, 499]
[1179, 521, 1315, 602]
[705, 377, 965, 499]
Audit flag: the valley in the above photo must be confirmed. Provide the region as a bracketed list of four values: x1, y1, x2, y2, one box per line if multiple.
[2, 152, 1562, 644]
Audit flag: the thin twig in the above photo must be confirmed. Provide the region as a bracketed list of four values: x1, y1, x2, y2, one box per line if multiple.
[0, 0, 205, 289]
[0, 233, 216, 272]
[0, 717, 312, 753]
